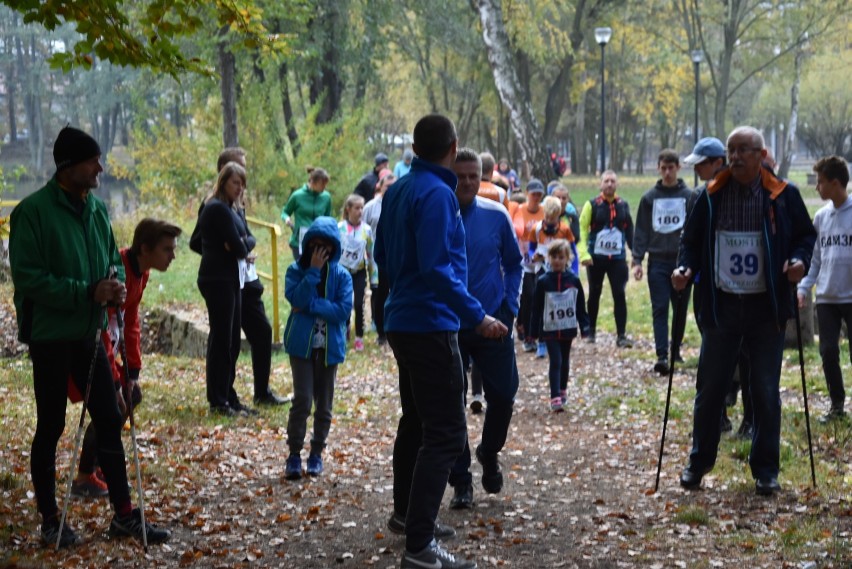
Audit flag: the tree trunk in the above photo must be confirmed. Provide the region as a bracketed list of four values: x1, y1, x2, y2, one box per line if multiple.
[218, 26, 238, 148]
[570, 83, 589, 175]
[308, 1, 344, 124]
[476, 0, 551, 181]
[278, 62, 300, 155]
[778, 48, 803, 180]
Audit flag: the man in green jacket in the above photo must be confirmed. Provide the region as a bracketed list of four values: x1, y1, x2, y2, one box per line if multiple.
[9, 126, 170, 547]
[281, 168, 332, 260]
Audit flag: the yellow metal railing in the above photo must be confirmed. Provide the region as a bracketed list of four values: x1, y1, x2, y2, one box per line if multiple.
[245, 215, 283, 344]
[0, 200, 19, 241]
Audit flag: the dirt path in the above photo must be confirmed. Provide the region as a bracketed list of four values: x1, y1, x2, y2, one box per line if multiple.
[3, 321, 851, 568]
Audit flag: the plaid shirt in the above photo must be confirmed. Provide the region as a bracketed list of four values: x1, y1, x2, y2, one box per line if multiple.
[717, 174, 764, 232]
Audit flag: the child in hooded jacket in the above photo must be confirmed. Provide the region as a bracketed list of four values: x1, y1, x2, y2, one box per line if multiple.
[283, 216, 353, 480]
[530, 239, 590, 412]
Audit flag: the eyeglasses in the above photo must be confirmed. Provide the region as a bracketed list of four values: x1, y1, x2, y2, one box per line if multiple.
[726, 146, 762, 156]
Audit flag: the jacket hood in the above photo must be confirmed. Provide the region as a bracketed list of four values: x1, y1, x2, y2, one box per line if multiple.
[302, 216, 342, 262]
[707, 165, 787, 199]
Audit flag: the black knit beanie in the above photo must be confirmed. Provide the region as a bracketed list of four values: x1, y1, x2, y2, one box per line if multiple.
[53, 126, 101, 172]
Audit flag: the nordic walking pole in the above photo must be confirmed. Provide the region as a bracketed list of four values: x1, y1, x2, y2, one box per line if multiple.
[57, 269, 114, 549]
[655, 286, 685, 493]
[115, 306, 148, 550]
[793, 292, 817, 488]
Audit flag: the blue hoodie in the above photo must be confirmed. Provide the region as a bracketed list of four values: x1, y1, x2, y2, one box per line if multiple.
[374, 158, 485, 332]
[283, 216, 353, 365]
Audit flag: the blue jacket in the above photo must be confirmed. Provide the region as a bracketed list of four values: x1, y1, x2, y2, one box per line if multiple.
[283, 217, 353, 365]
[374, 158, 485, 332]
[678, 167, 816, 329]
[460, 197, 523, 317]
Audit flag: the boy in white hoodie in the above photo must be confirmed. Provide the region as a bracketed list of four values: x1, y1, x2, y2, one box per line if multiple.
[798, 155, 852, 423]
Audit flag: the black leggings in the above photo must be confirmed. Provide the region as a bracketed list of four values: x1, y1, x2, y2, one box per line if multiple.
[29, 339, 130, 521]
[585, 258, 628, 336]
[349, 269, 367, 337]
[371, 267, 389, 337]
[198, 279, 242, 408]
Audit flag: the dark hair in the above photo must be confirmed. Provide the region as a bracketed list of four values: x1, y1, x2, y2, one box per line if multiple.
[217, 147, 246, 172]
[658, 148, 679, 166]
[309, 168, 329, 183]
[131, 218, 183, 255]
[813, 155, 850, 188]
[479, 152, 495, 175]
[413, 114, 457, 162]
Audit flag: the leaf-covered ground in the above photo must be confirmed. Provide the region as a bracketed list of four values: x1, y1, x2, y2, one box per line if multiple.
[1, 297, 851, 568]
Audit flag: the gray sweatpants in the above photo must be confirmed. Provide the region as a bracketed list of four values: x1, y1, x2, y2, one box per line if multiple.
[286, 349, 337, 456]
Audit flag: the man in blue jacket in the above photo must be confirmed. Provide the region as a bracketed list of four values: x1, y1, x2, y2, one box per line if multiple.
[375, 115, 505, 569]
[447, 148, 522, 510]
[673, 126, 816, 496]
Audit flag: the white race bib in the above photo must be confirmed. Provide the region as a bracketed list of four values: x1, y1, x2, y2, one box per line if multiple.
[652, 198, 686, 234]
[298, 227, 309, 255]
[714, 230, 766, 294]
[339, 234, 366, 271]
[246, 260, 258, 282]
[594, 227, 623, 256]
[238, 258, 247, 289]
[543, 288, 578, 331]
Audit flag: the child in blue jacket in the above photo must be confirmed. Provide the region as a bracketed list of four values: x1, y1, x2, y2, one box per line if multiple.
[283, 216, 353, 480]
[530, 239, 590, 412]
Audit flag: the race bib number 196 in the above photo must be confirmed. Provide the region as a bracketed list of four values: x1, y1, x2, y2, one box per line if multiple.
[543, 288, 578, 332]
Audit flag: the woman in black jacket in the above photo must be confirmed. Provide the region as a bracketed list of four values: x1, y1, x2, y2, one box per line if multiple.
[194, 162, 251, 416]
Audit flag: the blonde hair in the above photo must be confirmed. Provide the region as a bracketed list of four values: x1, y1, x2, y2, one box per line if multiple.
[342, 193, 365, 220]
[547, 239, 572, 261]
[542, 196, 563, 219]
[207, 161, 246, 210]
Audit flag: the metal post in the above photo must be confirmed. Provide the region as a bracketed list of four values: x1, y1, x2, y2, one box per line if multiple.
[595, 27, 612, 175]
[690, 50, 704, 187]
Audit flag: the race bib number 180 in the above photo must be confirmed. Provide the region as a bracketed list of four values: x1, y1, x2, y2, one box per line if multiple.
[714, 230, 766, 294]
[652, 198, 686, 234]
[543, 288, 578, 332]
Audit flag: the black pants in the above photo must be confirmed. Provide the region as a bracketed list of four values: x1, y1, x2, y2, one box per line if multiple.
[199, 279, 242, 408]
[816, 303, 852, 409]
[388, 331, 467, 553]
[242, 281, 273, 398]
[29, 339, 130, 521]
[585, 258, 628, 336]
[517, 272, 537, 339]
[371, 267, 389, 338]
[349, 269, 367, 337]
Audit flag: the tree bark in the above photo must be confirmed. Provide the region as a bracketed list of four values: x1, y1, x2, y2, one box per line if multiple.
[218, 26, 238, 148]
[308, 1, 344, 124]
[476, 0, 551, 181]
[778, 48, 803, 179]
[278, 62, 300, 155]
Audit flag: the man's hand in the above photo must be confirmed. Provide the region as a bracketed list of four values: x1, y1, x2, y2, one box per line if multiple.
[246, 253, 257, 264]
[797, 291, 807, 309]
[671, 267, 692, 291]
[94, 279, 126, 306]
[581, 258, 593, 267]
[784, 259, 805, 283]
[475, 315, 508, 339]
[116, 384, 127, 415]
[310, 245, 330, 269]
[632, 263, 643, 281]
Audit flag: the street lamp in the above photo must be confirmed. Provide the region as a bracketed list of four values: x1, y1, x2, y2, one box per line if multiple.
[595, 27, 612, 174]
[691, 49, 704, 186]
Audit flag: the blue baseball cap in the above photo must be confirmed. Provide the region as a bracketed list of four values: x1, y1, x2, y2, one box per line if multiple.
[684, 137, 726, 166]
[526, 178, 545, 193]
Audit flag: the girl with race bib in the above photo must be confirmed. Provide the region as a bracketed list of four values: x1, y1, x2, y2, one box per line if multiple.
[338, 194, 377, 351]
[530, 240, 590, 412]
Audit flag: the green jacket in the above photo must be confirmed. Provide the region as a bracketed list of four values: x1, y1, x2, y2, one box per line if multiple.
[281, 184, 332, 248]
[9, 177, 124, 342]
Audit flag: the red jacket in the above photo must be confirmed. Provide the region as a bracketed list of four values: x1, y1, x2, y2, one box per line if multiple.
[68, 248, 149, 402]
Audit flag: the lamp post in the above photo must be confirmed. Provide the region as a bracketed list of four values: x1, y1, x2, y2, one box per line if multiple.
[595, 27, 612, 175]
[691, 49, 704, 186]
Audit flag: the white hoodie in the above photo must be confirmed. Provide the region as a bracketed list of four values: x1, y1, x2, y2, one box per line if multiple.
[799, 196, 852, 304]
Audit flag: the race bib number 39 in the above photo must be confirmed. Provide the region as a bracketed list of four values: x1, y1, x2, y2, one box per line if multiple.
[594, 228, 623, 256]
[543, 288, 578, 332]
[652, 198, 686, 234]
[714, 230, 766, 294]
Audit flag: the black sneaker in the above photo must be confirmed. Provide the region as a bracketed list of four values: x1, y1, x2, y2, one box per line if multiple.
[616, 335, 633, 348]
[819, 407, 847, 424]
[401, 539, 477, 569]
[254, 391, 290, 406]
[386, 512, 456, 540]
[653, 358, 669, 375]
[41, 519, 80, 548]
[109, 508, 171, 544]
[475, 445, 503, 494]
[210, 404, 238, 417]
[449, 484, 474, 510]
[736, 420, 754, 440]
[720, 411, 733, 433]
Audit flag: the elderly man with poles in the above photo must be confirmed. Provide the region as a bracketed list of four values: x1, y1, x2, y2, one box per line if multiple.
[9, 126, 170, 547]
[671, 126, 816, 496]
